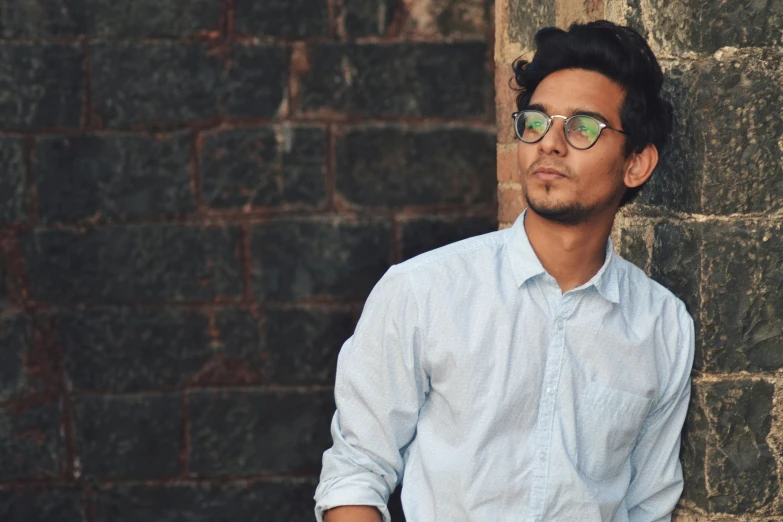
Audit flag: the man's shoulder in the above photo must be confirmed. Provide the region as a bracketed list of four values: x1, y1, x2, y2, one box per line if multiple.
[613, 253, 691, 318]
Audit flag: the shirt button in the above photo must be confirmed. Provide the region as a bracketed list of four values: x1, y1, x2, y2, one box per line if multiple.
[538, 451, 546, 461]
[546, 386, 554, 395]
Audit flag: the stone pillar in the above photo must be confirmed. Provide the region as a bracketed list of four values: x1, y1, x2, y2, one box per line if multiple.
[496, 0, 783, 519]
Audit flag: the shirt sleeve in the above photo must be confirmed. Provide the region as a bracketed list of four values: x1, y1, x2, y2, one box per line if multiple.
[626, 301, 695, 522]
[314, 267, 429, 522]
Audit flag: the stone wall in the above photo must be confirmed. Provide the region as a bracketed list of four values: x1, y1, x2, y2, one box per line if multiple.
[0, 1, 495, 520]
[496, 0, 783, 519]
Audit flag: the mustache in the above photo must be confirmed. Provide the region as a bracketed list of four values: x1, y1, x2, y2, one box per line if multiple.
[525, 160, 573, 178]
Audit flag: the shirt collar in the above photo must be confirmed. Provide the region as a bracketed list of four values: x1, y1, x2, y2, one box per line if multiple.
[506, 210, 621, 304]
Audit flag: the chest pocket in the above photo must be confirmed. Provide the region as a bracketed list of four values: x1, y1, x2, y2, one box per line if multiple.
[574, 382, 653, 481]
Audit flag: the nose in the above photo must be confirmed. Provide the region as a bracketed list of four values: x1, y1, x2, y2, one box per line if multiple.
[537, 115, 568, 156]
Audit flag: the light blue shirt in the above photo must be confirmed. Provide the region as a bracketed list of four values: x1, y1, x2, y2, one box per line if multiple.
[315, 212, 694, 522]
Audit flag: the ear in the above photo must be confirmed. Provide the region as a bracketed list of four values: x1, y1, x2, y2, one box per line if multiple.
[623, 144, 658, 189]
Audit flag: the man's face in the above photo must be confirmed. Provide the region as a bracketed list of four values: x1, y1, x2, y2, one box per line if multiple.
[516, 68, 631, 225]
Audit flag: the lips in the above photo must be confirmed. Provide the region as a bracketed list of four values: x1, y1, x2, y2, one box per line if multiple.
[532, 167, 567, 181]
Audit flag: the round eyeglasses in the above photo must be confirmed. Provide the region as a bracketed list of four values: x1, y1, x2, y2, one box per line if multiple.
[511, 110, 627, 150]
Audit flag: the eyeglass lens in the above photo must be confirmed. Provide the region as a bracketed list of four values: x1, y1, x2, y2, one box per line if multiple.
[515, 111, 602, 149]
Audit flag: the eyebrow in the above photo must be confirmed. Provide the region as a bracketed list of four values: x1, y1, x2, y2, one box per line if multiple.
[527, 103, 610, 124]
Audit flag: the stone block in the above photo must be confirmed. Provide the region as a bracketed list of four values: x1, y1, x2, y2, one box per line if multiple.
[57, 308, 212, 392]
[681, 384, 709, 511]
[92, 43, 286, 128]
[682, 380, 777, 513]
[35, 133, 194, 223]
[298, 43, 489, 118]
[0, 316, 32, 401]
[617, 225, 649, 273]
[235, 0, 330, 38]
[650, 222, 700, 320]
[0, 44, 82, 131]
[507, 0, 555, 50]
[264, 306, 355, 382]
[96, 481, 316, 522]
[22, 224, 242, 304]
[400, 0, 488, 39]
[74, 394, 181, 479]
[689, 53, 782, 215]
[644, 0, 783, 53]
[251, 219, 393, 300]
[635, 67, 701, 213]
[220, 44, 289, 120]
[700, 222, 783, 373]
[0, 137, 26, 223]
[0, 0, 220, 37]
[342, 0, 397, 36]
[188, 389, 334, 475]
[400, 215, 497, 260]
[0, 401, 64, 480]
[201, 125, 327, 210]
[200, 308, 265, 385]
[0, 488, 84, 522]
[335, 125, 496, 207]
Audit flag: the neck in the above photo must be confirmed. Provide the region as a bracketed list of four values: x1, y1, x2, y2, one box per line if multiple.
[524, 208, 614, 293]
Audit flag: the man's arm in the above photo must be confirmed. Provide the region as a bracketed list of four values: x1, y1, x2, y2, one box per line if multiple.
[625, 302, 695, 521]
[324, 506, 382, 522]
[314, 268, 428, 522]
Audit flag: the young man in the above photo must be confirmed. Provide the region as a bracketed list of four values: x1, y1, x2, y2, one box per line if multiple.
[315, 20, 694, 522]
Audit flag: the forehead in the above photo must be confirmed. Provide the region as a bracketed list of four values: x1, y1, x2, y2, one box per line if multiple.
[529, 68, 625, 120]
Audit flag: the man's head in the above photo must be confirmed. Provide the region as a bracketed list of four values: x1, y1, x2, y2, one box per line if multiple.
[512, 20, 673, 225]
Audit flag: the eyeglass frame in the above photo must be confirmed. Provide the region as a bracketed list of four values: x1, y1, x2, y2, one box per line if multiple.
[511, 109, 628, 150]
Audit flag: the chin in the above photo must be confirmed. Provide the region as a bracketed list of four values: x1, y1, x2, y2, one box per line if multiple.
[525, 193, 593, 226]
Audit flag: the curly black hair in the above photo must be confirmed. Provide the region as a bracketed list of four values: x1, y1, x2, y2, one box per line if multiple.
[511, 20, 673, 206]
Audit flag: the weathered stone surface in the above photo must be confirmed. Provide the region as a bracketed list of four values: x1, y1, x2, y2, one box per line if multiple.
[251, 219, 393, 300]
[201, 126, 327, 209]
[0, 401, 64, 480]
[342, 0, 397, 36]
[92, 43, 287, 128]
[235, 0, 329, 37]
[336, 126, 496, 208]
[0, 44, 82, 131]
[688, 53, 782, 215]
[0, 488, 84, 522]
[0, 137, 26, 223]
[298, 43, 489, 117]
[96, 481, 316, 522]
[220, 44, 289, 120]
[650, 221, 700, 316]
[58, 308, 211, 392]
[617, 225, 649, 273]
[22, 224, 242, 304]
[92, 43, 220, 128]
[0, 0, 220, 37]
[264, 306, 355, 382]
[635, 67, 701, 213]
[685, 380, 777, 513]
[651, 222, 702, 368]
[202, 308, 265, 385]
[188, 389, 334, 475]
[36, 133, 194, 223]
[400, 215, 497, 260]
[74, 394, 181, 478]
[644, 0, 783, 53]
[0, 316, 32, 401]
[681, 383, 709, 511]
[400, 0, 488, 39]
[700, 222, 783, 373]
[507, 0, 555, 50]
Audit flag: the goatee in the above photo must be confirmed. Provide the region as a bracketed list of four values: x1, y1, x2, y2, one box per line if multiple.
[525, 192, 593, 226]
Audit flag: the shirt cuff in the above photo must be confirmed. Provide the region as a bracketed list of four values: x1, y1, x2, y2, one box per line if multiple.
[314, 485, 392, 522]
